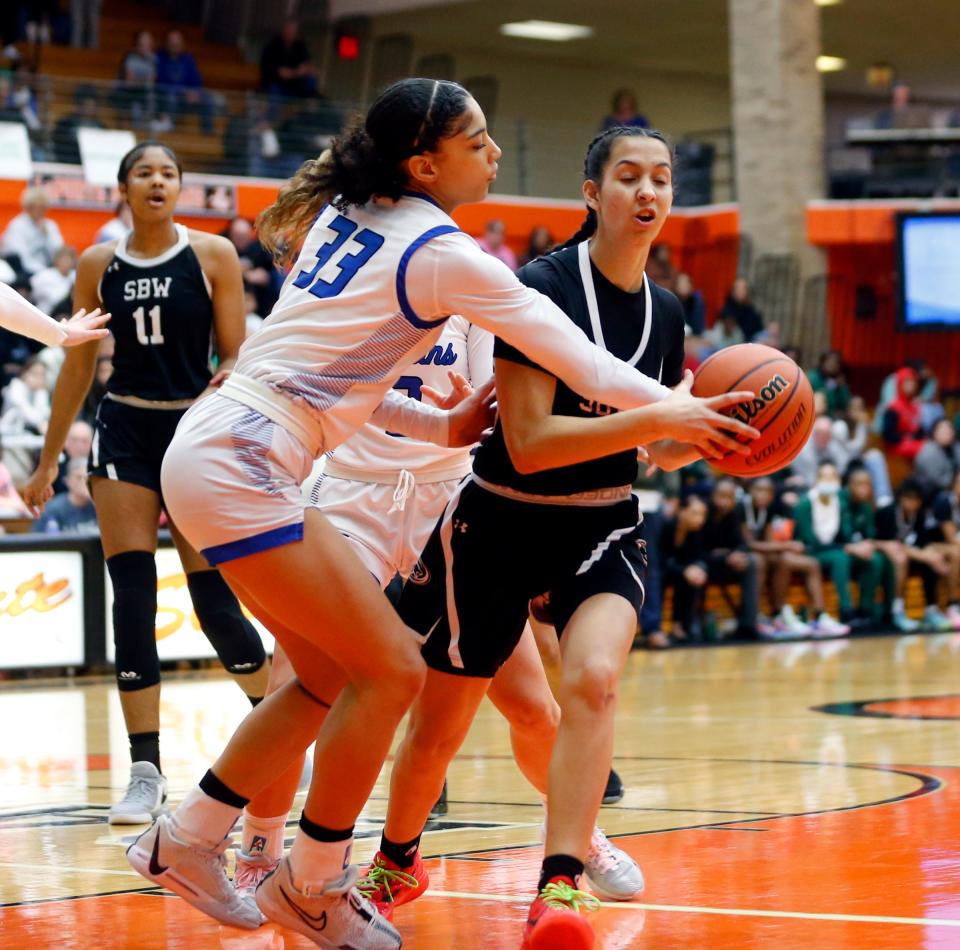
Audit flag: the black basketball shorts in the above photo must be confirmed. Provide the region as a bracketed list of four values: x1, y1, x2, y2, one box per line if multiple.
[398, 476, 646, 679]
[89, 398, 189, 495]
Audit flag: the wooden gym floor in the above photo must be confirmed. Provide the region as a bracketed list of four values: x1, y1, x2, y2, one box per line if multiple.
[2, 634, 960, 948]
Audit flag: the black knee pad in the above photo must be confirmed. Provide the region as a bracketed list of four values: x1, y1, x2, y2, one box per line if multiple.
[187, 570, 266, 675]
[107, 551, 160, 692]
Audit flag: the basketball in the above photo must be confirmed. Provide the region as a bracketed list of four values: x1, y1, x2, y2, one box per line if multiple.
[692, 343, 815, 477]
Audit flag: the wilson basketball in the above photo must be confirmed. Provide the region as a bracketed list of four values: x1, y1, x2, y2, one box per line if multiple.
[692, 343, 815, 477]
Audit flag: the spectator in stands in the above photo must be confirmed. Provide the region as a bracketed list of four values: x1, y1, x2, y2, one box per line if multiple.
[682, 326, 703, 374]
[882, 366, 925, 460]
[52, 83, 105, 164]
[520, 226, 554, 266]
[875, 82, 932, 131]
[634, 466, 681, 650]
[646, 243, 676, 290]
[223, 216, 280, 318]
[9, 63, 41, 140]
[702, 311, 744, 353]
[1, 187, 64, 277]
[877, 359, 943, 434]
[794, 461, 884, 629]
[807, 349, 852, 416]
[95, 201, 132, 244]
[927, 469, 960, 628]
[674, 271, 705, 335]
[29, 245, 75, 315]
[2, 355, 50, 433]
[660, 493, 709, 642]
[792, 416, 852, 491]
[741, 476, 848, 637]
[702, 478, 764, 638]
[51, 417, 92, 493]
[155, 29, 214, 134]
[0, 450, 29, 519]
[477, 219, 517, 270]
[278, 94, 342, 166]
[601, 88, 649, 130]
[244, 290, 263, 337]
[70, 0, 102, 49]
[914, 418, 960, 499]
[719, 276, 764, 342]
[844, 465, 897, 628]
[116, 29, 157, 127]
[260, 19, 317, 99]
[33, 458, 97, 534]
[875, 479, 952, 631]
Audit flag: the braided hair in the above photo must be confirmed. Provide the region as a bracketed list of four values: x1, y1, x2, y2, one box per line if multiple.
[258, 78, 471, 266]
[559, 126, 674, 249]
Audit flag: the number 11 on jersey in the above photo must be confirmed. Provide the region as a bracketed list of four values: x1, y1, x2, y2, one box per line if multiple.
[133, 305, 165, 345]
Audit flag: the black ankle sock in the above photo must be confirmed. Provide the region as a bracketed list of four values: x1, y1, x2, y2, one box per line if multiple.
[129, 731, 160, 771]
[199, 769, 250, 809]
[538, 854, 585, 892]
[248, 694, 263, 708]
[299, 813, 354, 842]
[380, 832, 422, 869]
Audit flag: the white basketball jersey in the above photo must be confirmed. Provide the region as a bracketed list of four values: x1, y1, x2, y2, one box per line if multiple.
[326, 316, 493, 482]
[233, 193, 459, 452]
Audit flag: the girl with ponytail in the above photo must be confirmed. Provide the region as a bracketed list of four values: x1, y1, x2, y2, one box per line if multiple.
[127, 80, 754, 947]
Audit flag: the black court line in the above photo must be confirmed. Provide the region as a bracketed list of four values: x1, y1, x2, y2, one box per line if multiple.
[428, 759, 942, 862]
[0, 885, 162, 910]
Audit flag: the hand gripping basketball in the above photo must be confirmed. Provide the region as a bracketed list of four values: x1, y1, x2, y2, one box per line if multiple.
[660, 370, 761, 459]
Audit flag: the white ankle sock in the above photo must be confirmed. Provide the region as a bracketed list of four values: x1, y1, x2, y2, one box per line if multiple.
[289, 831, 353, 891]
[171, 786, 242, 849]
[894, 598, 905, 614]
[241, 810, 287, 861]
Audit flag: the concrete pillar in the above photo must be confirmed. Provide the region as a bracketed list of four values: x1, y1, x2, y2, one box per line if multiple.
[728, 0, 826, 286]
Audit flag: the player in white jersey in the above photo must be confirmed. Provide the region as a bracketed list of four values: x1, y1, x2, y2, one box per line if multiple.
[0, 280, 109, 347]
[231, 316, 644, 905]
[126, 78, 753, 947]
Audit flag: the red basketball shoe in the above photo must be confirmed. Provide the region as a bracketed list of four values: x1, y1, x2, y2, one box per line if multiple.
[523, 876, 600, 949]
[357, 849, 429, 919]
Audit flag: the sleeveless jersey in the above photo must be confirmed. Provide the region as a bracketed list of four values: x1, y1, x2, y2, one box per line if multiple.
[98, 224, 214, 401]
[325, 316, 493, 482]
[473, 242, 685, 496]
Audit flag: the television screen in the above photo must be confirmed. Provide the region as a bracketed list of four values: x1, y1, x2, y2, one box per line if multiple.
[897, 213, 960, 329]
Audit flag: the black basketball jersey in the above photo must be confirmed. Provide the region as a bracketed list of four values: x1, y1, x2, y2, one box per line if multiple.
[472, 242, 685, 496]
[98, 224, 214, 401]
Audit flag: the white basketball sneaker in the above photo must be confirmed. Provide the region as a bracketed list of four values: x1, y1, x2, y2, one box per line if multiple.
[109, 762, 168, 825]
[256, 856, 402, 949]
[584, 826, 645, 901]
[126, 814, 265, 930]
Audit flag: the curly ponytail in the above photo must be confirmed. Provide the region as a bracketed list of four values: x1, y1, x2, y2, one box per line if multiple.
[257, 78, 471, 267]
[558, 126, 674, 250]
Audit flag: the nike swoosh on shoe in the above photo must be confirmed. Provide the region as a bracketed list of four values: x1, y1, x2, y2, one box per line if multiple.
[148, 831, 168, 876]
[280, 885, 328, 931]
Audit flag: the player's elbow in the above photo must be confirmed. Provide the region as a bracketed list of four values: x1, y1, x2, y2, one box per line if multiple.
[503, 431, 550, 475]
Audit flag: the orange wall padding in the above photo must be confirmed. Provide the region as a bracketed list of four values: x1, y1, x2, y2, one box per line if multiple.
[808, 202, 960, 391]
[0, 177, 741, 324]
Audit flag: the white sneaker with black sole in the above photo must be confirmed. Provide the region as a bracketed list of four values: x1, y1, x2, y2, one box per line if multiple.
[126, 814, 265, 930]
[109, 762, 168, 825]
[256, 856, 401, 949]
[584, 826, 645, 900]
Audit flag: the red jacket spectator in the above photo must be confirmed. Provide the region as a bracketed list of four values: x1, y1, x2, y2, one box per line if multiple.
[882, 366, 925, 460]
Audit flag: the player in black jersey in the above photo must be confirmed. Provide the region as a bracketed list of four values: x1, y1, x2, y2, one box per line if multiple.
[24, 143, 269, 825]
[358, 128, 759, 946]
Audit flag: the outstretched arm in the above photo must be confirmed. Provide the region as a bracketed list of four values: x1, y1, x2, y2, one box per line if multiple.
[0, 281, 109, 347]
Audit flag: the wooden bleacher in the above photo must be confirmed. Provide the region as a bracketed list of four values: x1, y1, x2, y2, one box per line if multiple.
[14, 0, 261, 173]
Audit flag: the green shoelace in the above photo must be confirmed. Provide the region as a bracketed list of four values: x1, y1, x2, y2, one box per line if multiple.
[539, 880, 601, 913]
[357, 861, 420, 904]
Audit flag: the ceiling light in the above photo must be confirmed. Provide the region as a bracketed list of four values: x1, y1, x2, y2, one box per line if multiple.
[815, 0, 843, 6]
[499, 20, 594, 42]
[816, 55, 847, 72]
